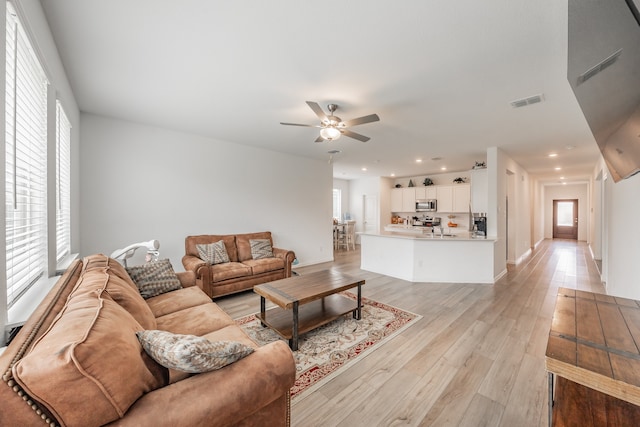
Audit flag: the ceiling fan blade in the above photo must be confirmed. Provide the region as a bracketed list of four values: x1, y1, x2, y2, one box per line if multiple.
[342, 129, 370, 142]
[280, 122, 319, 127]
[306, 101, 328, 122]
[314, 136, 325, 143]
[342, 113, 380, 127]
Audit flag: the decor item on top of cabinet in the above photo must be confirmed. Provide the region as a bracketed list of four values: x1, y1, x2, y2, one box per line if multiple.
[453, 177, 468, 184]
[473, 161, 486, 169]
[408, 179, 415, 187]
[447, 214, 458, 227]
[423, 177, 434, 186]
[395, 184, 402, 188]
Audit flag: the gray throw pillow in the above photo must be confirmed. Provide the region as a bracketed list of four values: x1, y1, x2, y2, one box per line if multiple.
[126, 259, 182, 299]
[136, 330, 254, 373]
[249, 239, 273, 259]
[196, 240, 230, 265]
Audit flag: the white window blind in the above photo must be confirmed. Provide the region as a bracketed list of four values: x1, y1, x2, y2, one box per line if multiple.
[332, 188, 341, 220]
[5, 3, 49, 308]
[56, 101, 71, 262]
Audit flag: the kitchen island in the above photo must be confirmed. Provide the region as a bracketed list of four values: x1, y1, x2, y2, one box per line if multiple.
[360, 230, 500, 284]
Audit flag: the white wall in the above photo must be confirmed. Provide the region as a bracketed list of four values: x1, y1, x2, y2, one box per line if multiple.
[349, 177, 381, 238]
[332, 178, 350, 220]
[488, 147, 531, 275]
[601, 163, 640, 299]
[543, 183, 589, 241]
[80, 114, 333, 269]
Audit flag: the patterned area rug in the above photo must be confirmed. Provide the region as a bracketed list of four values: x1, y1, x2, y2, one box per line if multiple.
[235, 292, 421, 400]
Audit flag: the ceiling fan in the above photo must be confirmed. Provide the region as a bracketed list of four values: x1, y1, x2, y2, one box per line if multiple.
[280, 101, 380, 142]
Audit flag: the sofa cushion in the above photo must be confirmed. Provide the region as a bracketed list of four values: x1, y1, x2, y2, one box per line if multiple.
[196, 240, 230, 264]
[79, 254, 157, 330]
[210, 261, 252, 282]
[136, 330, 254, 373]
[242, 257, 285, 275]
[146, 286, 213, 318]
[12, 290, 167, 427]
[126, 259, 182, 299]
[155, 303, 237, 336]
[249, 238, 274, 259]
[236, 231, 272, 262]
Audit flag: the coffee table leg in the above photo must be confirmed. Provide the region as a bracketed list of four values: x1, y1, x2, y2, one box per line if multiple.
[290, 301, 299, 351]
[260, 296, 266, 327]
[354, 283, 362, 320]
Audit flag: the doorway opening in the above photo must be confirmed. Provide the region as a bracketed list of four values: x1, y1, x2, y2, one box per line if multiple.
[553, 199, 578, 240]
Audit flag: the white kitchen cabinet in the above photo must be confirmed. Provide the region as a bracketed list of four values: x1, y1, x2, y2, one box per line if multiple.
[453, 184, 471, 212]
[436, 184, 470, 213]
[402, 188, 416, 212]
[470, 168, 488, 213]
[414, 187, 426, 200]
[426, 187, 437, 199]
[436, 186, 453, 212]
[391, 188, 403, 212]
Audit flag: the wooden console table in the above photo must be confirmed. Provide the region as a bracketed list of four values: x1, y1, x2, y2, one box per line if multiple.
[545, 288, 640, 426]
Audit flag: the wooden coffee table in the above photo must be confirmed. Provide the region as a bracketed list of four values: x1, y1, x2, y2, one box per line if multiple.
[253, 270, 365, 351]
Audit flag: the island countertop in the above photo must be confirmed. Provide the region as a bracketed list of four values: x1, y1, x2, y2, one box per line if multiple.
[363, 229, 497, 242]
[359, 231, 501, 283]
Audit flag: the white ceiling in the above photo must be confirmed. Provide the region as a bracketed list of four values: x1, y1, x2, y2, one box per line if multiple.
[40, 0, 600, 181]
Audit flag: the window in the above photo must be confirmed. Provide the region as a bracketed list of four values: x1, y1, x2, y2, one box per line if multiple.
[5, 3, 49, 308]
[56, 101, 71, 262]
[332, 188, 341, 220]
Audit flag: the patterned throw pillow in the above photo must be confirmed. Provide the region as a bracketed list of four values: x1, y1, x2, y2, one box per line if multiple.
[135, 330, 254, 373]
[249, 239, 273, 259]
[126, 259, 182, 299]
[196, 241, 230, 265]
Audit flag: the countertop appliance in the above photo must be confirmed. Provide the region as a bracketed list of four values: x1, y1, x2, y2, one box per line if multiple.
[473, 213, 487, 238]
[416, 199, 436, 212]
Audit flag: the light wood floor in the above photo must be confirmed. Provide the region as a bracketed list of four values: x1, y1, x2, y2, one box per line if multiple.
[216, 239, 604, 427]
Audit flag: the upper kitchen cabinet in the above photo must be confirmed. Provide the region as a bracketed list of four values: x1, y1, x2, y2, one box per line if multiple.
[470, 169, 488, 213]
[437, 184, 470, 213]
[391, 188, 416, 212]
[402, 188, 416, 211]
[415, 187, 436, 200]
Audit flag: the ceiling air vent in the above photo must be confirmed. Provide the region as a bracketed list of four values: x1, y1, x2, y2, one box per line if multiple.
[577, 48, 623, 85]
[510, 94, 545, 108]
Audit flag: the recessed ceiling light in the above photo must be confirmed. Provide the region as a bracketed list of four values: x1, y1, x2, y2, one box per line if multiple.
[548, 153, 558, 158]
[390, 173, 395, 177]
[555, 167, 562, 171]
[416, 159, 423, 163]
[562, 182, 567, 185]
[362, 167, 367, 172]
[441, 167, 447, 171]
[560, 176, 565, 179]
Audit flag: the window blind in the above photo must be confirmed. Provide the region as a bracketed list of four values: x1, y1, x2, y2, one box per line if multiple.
[55, 101, 71, 262]
[5, 3, 49, 308]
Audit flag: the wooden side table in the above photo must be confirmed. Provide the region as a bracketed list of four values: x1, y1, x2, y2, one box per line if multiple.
[545, 288, 640, 426]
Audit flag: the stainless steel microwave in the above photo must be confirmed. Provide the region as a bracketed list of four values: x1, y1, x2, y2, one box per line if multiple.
[416, 199, 436, 212]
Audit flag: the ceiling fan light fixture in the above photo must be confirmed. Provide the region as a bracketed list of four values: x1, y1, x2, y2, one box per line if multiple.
[320, 126, 341, 141]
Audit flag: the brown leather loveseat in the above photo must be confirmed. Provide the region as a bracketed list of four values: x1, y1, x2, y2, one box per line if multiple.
[182, 231, 296, 299]
[0, 254, 295, 427]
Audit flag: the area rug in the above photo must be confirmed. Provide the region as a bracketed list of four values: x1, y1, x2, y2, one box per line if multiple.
[235, 292, 421, 400]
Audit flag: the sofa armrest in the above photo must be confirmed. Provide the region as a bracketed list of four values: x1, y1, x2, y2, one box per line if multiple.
[182, 255, 207, 274]
[105, 341, 295, 427]
[175, 271, 196, 288]
[273, 247, 296, 277]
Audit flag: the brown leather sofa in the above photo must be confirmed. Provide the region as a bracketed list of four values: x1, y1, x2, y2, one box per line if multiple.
[0, 254, 296, 427]
[182, 231, 296, 299]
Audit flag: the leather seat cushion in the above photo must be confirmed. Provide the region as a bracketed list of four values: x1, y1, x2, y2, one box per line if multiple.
[146, 286, 213, 318]
[242, 258, 285, 275]
[209, 262, 252, 282]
